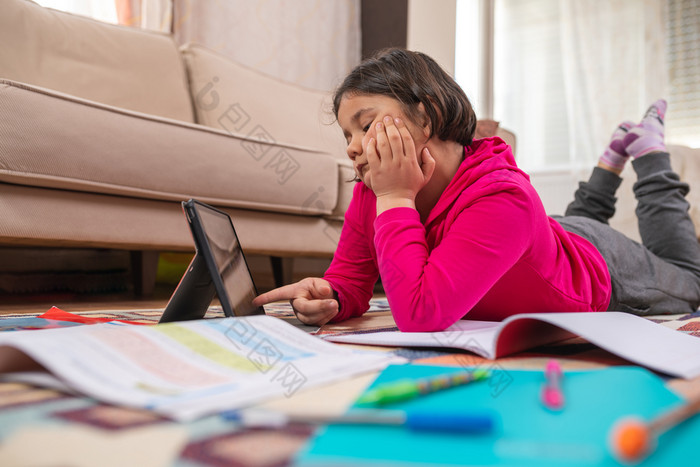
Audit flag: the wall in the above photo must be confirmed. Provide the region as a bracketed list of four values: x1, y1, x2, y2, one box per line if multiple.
[406, 0, 456, 75]
[528, 169, 591, 217]
[172, 0, 361, 91]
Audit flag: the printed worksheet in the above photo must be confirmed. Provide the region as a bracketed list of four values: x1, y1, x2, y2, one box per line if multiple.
[0, 315, 398, 420]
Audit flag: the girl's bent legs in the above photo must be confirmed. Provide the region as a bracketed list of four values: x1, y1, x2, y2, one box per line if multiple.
[564, 167, 622, 224]
[557, 216, 700, 315]
[632, 153, 700, 275]
[557, 152, 700, 315]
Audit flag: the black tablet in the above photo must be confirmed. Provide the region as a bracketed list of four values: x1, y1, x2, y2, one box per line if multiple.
[159, 199, 264, 323]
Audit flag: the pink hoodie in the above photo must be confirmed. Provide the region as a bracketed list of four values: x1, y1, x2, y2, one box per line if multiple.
[324, 137, 611, 331]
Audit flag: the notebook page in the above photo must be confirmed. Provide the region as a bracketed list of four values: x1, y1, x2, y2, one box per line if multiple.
[497, 312, 700, 379]
[324, 320, 502, 358]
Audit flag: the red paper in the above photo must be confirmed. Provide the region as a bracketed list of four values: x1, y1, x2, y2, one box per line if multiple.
[38, 307, 153, 325]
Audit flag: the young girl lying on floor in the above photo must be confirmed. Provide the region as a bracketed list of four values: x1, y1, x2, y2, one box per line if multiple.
[254, 48, 700, 331]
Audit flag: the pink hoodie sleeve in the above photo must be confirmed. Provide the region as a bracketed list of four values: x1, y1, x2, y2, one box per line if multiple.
[373, 186, 536, 332]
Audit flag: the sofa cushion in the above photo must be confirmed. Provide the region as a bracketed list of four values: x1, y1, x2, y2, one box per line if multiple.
[0, 0, 193, 122]
[180, 44, 355, 220]
[180, 44, 347, 159]
[0, 80, 338, 216]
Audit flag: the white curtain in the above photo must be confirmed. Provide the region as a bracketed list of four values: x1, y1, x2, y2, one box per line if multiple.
[559, 0, 667, 167]
[36, 0, 118, 23]
[141, 0, 172, 31]
[493, 0, 667, 170]
[115, 0, 172, 32]
[172, 0, 361, 91]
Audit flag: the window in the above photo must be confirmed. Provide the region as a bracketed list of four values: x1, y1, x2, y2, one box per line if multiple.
[456, 0, 700, 171]
[666, 0, 700, 147]
[35, 0, 118, 24]
[492, 0, 570, 169]
[33, 1, 173, 34]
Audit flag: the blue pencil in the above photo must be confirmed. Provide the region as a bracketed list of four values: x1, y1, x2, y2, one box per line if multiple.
[222, 408, 496, 433]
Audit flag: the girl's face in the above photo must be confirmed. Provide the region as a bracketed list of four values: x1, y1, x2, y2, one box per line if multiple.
[337, 93, 427, 189]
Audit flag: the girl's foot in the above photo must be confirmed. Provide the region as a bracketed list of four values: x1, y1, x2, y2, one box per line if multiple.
[598, 121, 635, 173]
[623, 99, 667, 159]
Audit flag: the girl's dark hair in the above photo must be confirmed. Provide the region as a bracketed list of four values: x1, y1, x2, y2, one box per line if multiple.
[333, 48, 477, 147]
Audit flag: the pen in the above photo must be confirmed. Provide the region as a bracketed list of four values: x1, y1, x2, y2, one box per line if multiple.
[610, 390, 700, 463]
[356, 368, 491, 405]
[541, 359, 565, 411]
[222, 408, 496, 433]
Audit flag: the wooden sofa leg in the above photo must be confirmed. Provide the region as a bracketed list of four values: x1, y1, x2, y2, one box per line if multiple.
[270, 256, 294, 288]
[131, 250, 159, 297]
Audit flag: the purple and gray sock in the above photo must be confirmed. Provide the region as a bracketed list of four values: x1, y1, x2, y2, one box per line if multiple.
[623, 99, 667, 159]
[599, 121, 635, 170]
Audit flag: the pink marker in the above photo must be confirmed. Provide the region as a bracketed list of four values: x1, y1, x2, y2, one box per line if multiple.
[541, 359, 565, 411]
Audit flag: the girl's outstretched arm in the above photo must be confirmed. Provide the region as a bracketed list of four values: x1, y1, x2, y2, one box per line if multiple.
[253, 277, 339, 326]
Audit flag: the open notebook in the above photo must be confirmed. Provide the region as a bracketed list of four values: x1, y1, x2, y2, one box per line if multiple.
[324, 312, 700, 379]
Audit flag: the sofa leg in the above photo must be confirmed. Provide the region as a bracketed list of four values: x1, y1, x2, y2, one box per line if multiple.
[131, 251, 159, 297]
[270, 256, 294, 288]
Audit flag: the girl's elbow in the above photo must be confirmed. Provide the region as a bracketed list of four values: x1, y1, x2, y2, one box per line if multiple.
[393, 306, 451, 332]
[395, 321, 436, 332]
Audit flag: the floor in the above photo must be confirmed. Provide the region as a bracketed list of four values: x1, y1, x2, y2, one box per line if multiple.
[0, 285, 176, 315]
[0, 252, 379, 316]
[0, 250, 332, 315]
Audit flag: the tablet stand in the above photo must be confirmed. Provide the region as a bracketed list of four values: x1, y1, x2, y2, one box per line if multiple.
[159, 253, 217, 322]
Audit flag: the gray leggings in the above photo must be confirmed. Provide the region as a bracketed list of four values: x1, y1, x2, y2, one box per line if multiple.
[552, 153, 700, 315]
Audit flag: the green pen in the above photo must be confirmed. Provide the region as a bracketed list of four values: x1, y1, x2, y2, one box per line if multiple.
[357, 368, 491, 405]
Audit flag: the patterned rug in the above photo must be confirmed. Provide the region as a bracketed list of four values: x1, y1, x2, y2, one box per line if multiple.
[1, 302, 699, 466]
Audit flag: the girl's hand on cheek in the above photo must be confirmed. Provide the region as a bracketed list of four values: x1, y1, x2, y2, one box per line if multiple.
[366, 116, 435, 212]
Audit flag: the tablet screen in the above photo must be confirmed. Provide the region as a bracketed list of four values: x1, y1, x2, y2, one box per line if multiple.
[193, 202, 262, 317]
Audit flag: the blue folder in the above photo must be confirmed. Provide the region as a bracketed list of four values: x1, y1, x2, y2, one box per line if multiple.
[296, 364, 699, 466]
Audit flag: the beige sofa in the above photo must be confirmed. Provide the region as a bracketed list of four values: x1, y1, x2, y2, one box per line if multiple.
[2, 0, 699, 296]
[0, 0, 353, 292]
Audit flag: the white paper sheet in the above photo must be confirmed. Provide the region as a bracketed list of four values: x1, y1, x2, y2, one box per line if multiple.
[0, 315, 399, 420]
